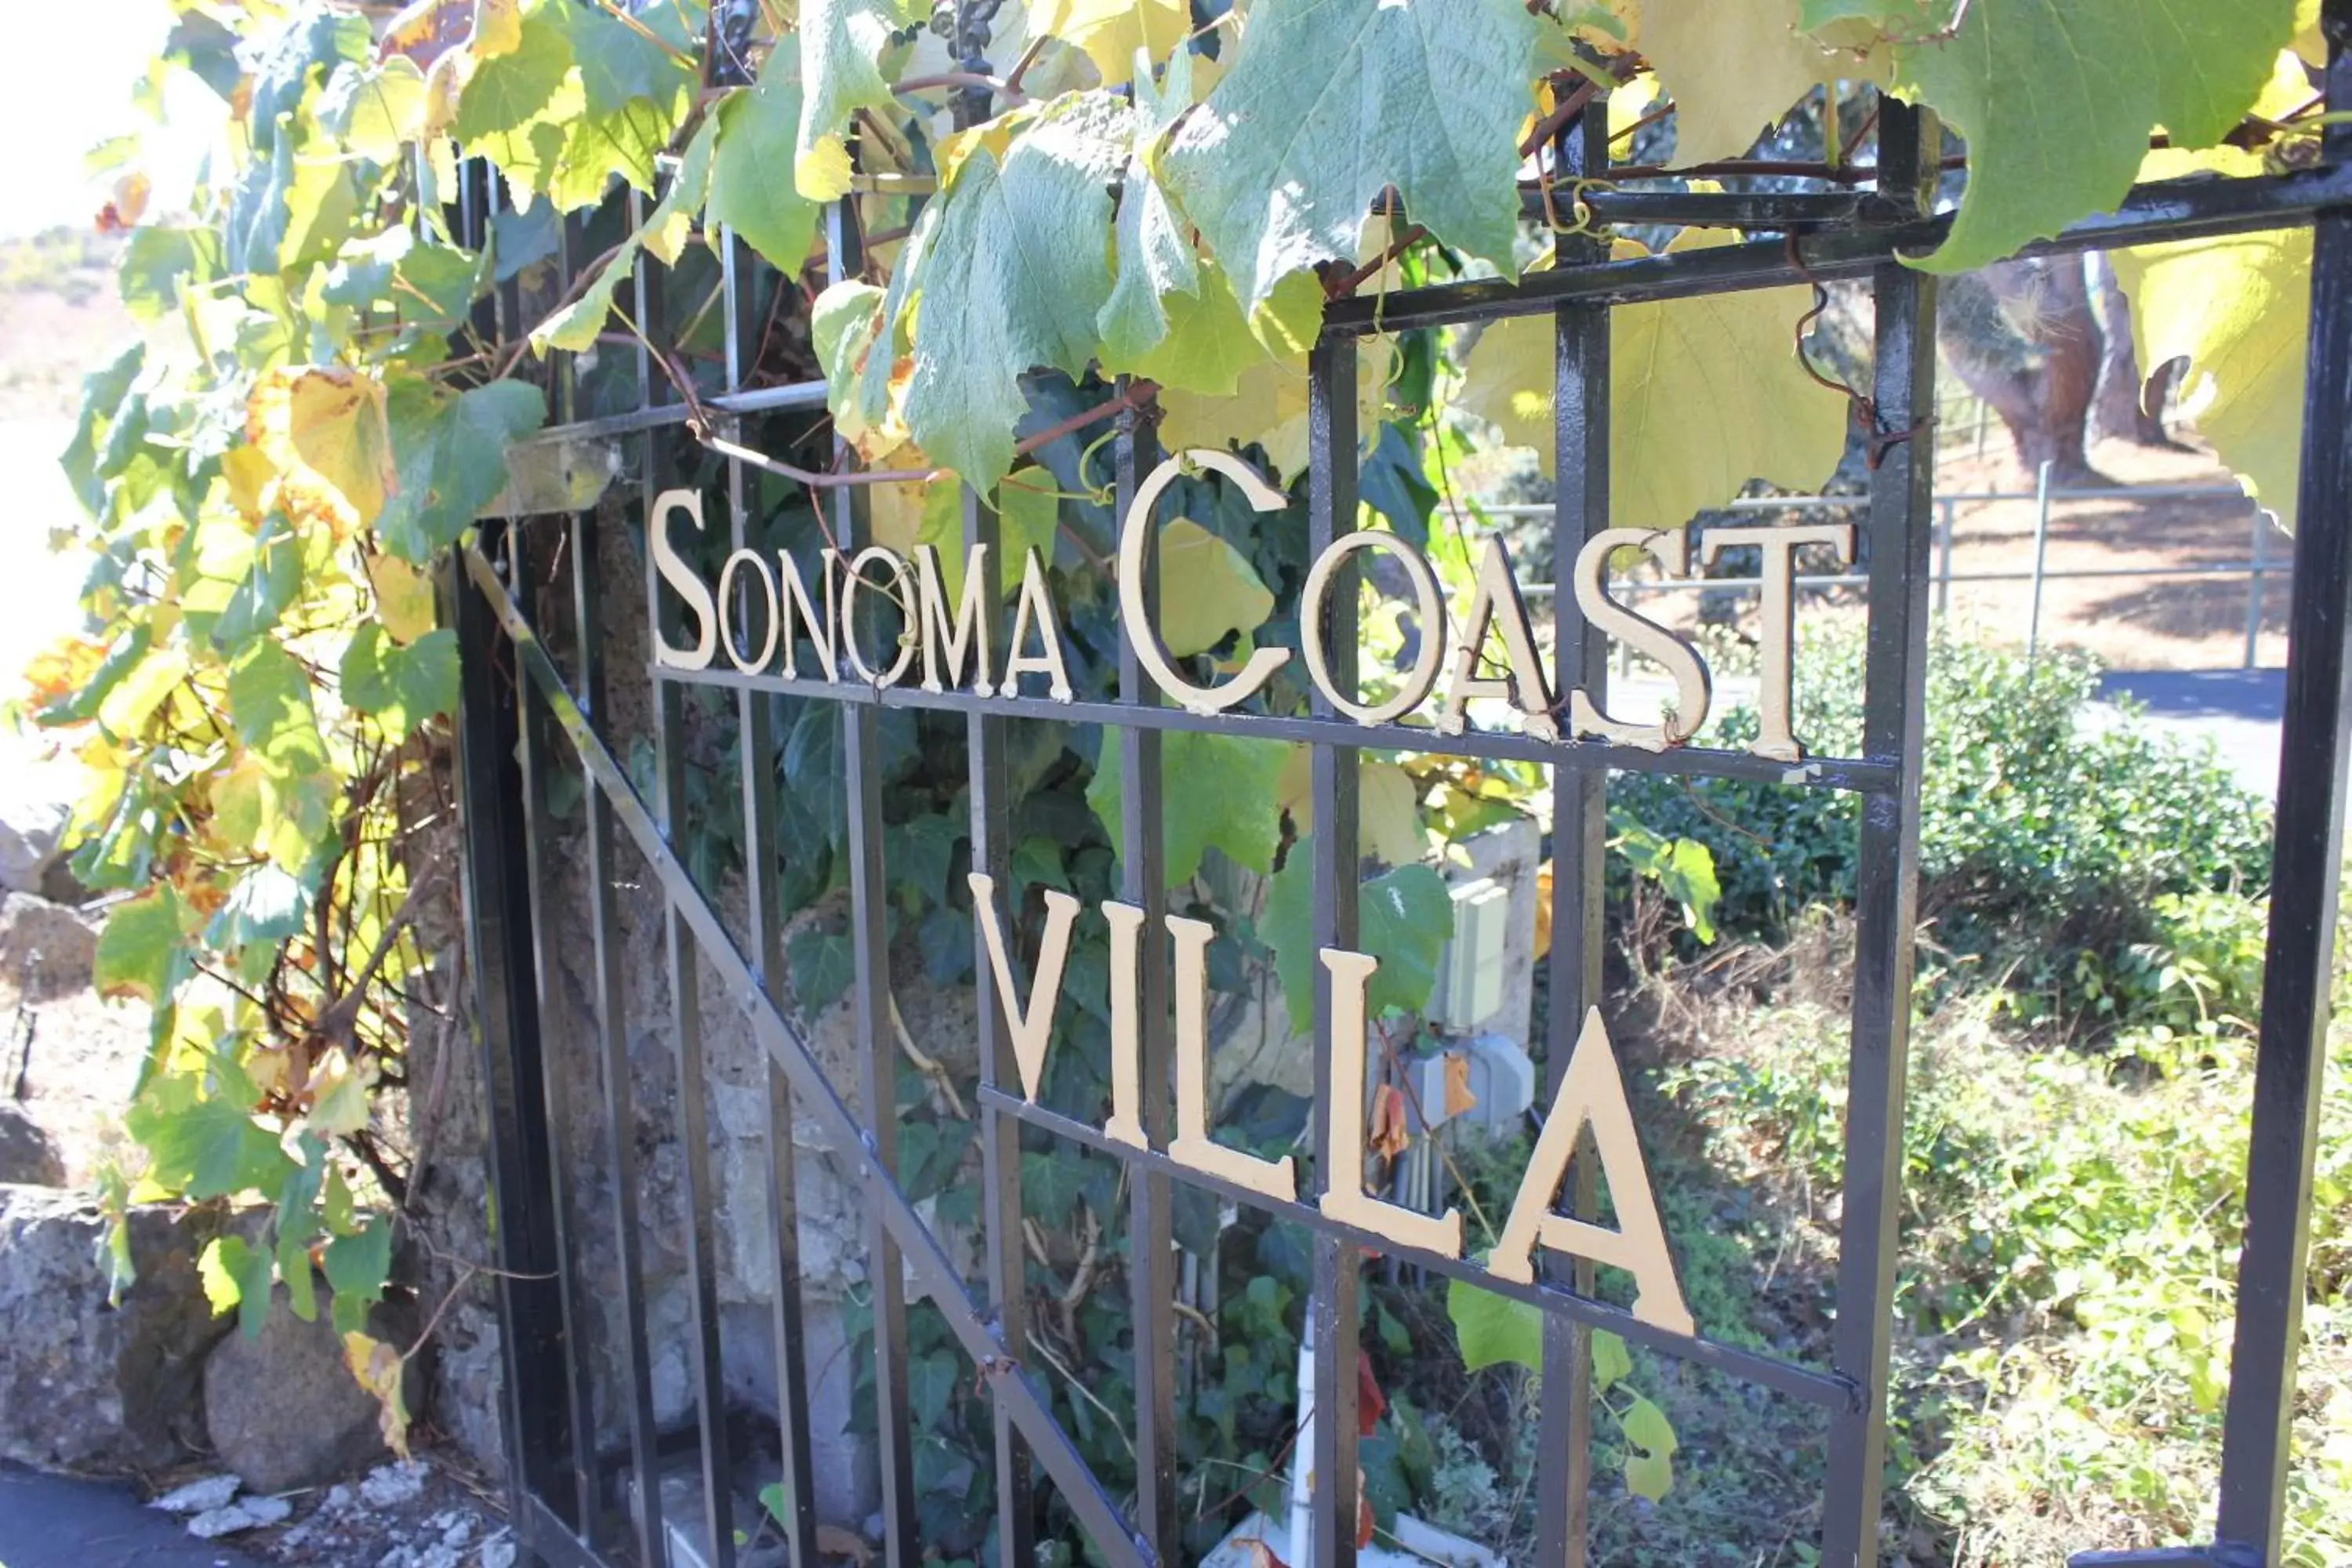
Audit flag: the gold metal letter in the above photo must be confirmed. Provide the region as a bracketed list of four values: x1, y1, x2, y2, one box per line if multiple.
[717, 548, 779, 674]
[1169, 914, 1296, 1199]
[1697, 523, 1855, 762]
[1102, 901, 1147, 1149]
[1318, 947, 1463, 1257]
[1487, 1007, 1693, 1335]
[1120, 450, 1293, 714]
[775, 546, 840, 681]
[1566, 528, 1712, 751]
[967, 873, 1080, 1102]
[1301, 532, 1447, 726]
[1439, 536, 1556, 741]
[650, 488, 717, 670]
[914, 543, 994, 695]
[840, 546, 918, 688]
[1002, 546, 1073, 702]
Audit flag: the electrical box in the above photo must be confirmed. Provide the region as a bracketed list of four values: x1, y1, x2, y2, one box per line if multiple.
[1425, 876, 1509, 1029]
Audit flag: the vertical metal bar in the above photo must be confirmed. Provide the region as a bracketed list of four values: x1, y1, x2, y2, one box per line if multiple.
[572, 499, 666, 1567]
[967, 470, 1034, 1563]
[1537, 96, 1610, 1568]
[447, 165, 570, 1540]
[719, 226, 822, 1568]
[2213, 9, 2352, 1558]
[1821, 99, 1939, 1568]
[2025, 459, 2053, 670]
[2245, 506, 2268, 671]
[825, 194, 920, 1561]
[1307, 328, 1363, 1568]
[1118, 401, 1179, 1559]
[637, 187, 737, 1568]
[510, 520, 605, 1541]
[1935, 498, 1954, 618]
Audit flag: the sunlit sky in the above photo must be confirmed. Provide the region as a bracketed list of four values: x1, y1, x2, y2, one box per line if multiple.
[4, 0, 183, 238]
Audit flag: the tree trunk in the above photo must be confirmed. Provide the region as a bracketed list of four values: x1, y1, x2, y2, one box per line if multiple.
[1940, 258, 2107, 483]
[2089, 252, 2175, 446]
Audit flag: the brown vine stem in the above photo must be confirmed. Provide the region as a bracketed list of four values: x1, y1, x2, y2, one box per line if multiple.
[1330, 215, 1427, 299]
[895, 70, 1026, 107]
[1001, 34, 1051, 97]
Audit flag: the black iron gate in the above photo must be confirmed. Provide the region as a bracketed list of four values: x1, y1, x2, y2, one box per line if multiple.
[451, 29, 2352, 1568]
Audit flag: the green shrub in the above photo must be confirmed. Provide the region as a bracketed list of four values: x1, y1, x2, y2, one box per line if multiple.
[1612, 632, 2273, 1026]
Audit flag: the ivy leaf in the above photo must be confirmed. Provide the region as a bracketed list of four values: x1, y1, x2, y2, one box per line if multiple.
[1880, 0, 2297, 273]
[1160, 0, 1534, 314]
[709, 37, 823, 275]
[1447, 1276, 1544, 1371]
[902, 92, 1129, 488]
[909, 1349, 960, 1430]
[1459, 230, 1847, 531]
[797, 0, 920, 200]
[1261, 840, 1453, 1035]
[1021, 1149, 1087, 1226]
[788, 926, 855, 1014]
[1087, 729, 1289, 884]
[1029, 0, 1186, 89]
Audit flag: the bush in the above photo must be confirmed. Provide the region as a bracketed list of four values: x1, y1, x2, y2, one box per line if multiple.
[1613, 631, 2274, 1026]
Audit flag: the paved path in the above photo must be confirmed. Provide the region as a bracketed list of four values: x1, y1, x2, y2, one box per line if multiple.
[2095, 668, 2285, 800]
[0, 1463, 264, 1568]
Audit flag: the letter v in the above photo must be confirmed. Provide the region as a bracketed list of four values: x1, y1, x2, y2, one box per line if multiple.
[967, 873, 1080, 1101]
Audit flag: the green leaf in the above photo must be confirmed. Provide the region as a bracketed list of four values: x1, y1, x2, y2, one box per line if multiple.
[709, 39, 823, 275]
[213, 518, 303, 648]
[198, 1234, 278, 1338]
[1087, 729, 1288, 884]
[1261, 843, 1453, 1035]
[1097, 47, 1200, 367]
[1154, 518, 1276, 659]
[1447, 1277, 1544, 1372]
[380, 377, 549, 559]
[797, 0, 920, 199]
[228, 641, 321, 766]
[125, 1059, 296, 1200]
[208, 863, 315, 952]
[318, 57, 431, 163]
[1022, 1149, 1087, 1226]
[456, 2, 575, 147]
[1593, 1329, 1633, 1395]
[530, 238, 639, 356]
[120, 225, 219, 322]
[1160, 0, 1534, 314]
[915, 468, 1062, 602]
[95, 884, 189, 1006]
[342, 625, 461, 739]
[908, 1349, 960, 1431]
[1621, 1393, 1678, 1500]
[788, 926, 855, 1014]
[564, 1, 693, 118]
[1882, 0, 2297, 272]
[901, 93, 1130, 488]
[324, 1215, 392, 1335]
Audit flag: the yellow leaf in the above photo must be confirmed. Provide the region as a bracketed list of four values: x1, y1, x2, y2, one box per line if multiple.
[1534, 859, 1553, 958]
[307, 1048, 376, 1136]
[1027, 0, 1188, 88]
[367, 554, 439, 645]
[472, 0, 523, 57]
[1156, 339, 1385, 485]
[343, 1331, 412, 1459]
[1156, 517, 1275, 658]
[1598, 0, 1857, 165]
[797, 136, 855, 203]
[221, 447, 276, 524]
[247, 368, 397, 536]
[1458, 229, 1847, 530]
[2113, 228, 2308, 532]
[1277, 750, 1424, 867]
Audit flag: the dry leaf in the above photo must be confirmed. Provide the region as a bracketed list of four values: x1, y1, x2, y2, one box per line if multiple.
[343, 1330, 411, 1458]
[1444, 1051, 1479, 1120]
[1234, 1540, 1289, 1568]
[1534, 858, 1554, 959]
[1368, 1083, 1411, 1160]
[815, 1525, 875, 1566]
[247, 367, 396, 537]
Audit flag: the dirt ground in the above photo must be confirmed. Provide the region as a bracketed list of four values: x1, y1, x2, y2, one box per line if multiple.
[1922, 427, 2286, 672]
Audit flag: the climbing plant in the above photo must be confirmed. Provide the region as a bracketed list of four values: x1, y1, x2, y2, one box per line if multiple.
[35, 0, 2325, 1531]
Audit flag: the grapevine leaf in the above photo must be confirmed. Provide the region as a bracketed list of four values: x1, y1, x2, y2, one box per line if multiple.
[368, 554, 440, 645]
[324, 1216, 393, 1335]
[1087, 729, 1289, 884]
[797, 0, 920, 199]
[120, 226, 220, 322]
[454, 0, 574, 147]
[95, 885, 190, 1006]
[343, 625, 462, 739]
[644, 111, 720, 266]
[1459, 231, 1847, 530]
[1593, 1329, 1634, 1393]
[1617, 0, 1842, 165]
[125, 1059, 296, 1200]
[1028, 0, 1186, 88]
[198, 1234, 278, 1338]
[1279, 752, 1425, 868]
[1101, 258, 1263, 397]
[1098, 46, 1203, 369]
[917, 467, 1062, 601]
[1160, 0, 1535, 313]
[1446, 1276, 1544, 1371]
[248, 367, 396, 536]
[909, 1349, 960, 1429]
[1261, 841, 1452, 1034]
[208, 863, 314, 951]
[562, 1, 693, 118]
[902, 93, 1129, 488]
[530, 239, 637, 356]
[319, 58, 432, 163]
[708, 40, 823, 275]
[1881, 0, 2297, 273]
[1156, 518, 1276, 659]
[380, 376, 549, 558]
[227, 640, 319, 758]
[344, 1331, 413, 1458]
[1621, 1394, 1678, 1499]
